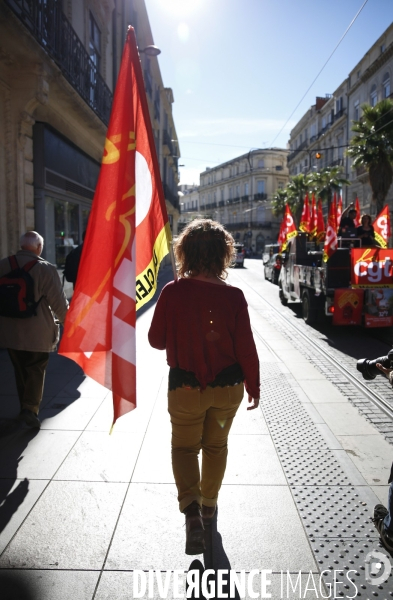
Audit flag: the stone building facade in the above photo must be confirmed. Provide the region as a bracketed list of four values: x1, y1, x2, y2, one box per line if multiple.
[0, 0, 180, 276]
[198, 149, 289, 254]
[287, 22, 393, 216]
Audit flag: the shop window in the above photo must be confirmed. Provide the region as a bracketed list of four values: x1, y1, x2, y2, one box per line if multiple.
[54, 200, 80, 268]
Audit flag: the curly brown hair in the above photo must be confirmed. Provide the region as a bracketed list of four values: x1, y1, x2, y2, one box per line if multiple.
[361, 213, 372, 226]
[174, 219, 236, 279]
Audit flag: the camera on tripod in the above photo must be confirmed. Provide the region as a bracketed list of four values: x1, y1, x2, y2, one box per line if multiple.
[356, 349, 393, 380]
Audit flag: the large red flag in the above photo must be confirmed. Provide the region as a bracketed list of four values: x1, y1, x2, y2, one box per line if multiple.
[354, 197, 361, 227]
[373, 205, 391, 248]
[316, 199, 325, 243]
[336, 195, 343, 232]
[277, 216, 286, 252]
[323, 200, 338, 262]
[281, 204, 297, 252]
[309, 194, 317, 240]
[299, 194, 310, 233]
[59, 28, 171, 425]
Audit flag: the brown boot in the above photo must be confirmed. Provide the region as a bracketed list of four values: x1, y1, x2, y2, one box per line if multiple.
[201, 504, 216, 524]
[184, 501, 205, 555]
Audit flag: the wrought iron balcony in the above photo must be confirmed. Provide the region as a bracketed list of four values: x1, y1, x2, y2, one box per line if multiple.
[6, 0, 112, 125]
[334, 108, 346, 121]
[224, 221, 273, 231]
[163, 130, 174, 156]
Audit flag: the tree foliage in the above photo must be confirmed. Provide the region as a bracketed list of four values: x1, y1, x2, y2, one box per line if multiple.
[347, 99, 393, 213]
[272, 167, 349, 226]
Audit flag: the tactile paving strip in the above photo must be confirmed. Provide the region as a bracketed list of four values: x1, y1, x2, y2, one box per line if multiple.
[258, 363, 393, 597]
[268, 421, 329, 449]
[312, 539, 393, 597]
[292, 487, 377, 540]
[277, 448, 351, 486]
[263, 401, 312, 423]
[260, 380, 297, 403]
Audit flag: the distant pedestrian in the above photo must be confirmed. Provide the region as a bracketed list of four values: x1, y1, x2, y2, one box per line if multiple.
[0, 231, 68, 428]
[148, 219, 260, 555]
[63, 230, 86, 289]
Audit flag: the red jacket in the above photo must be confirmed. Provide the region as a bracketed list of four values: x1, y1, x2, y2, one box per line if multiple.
[148, 278, 260, 398]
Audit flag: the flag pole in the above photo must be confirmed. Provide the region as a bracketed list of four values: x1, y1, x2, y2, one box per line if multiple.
[170, 243, 178, 280]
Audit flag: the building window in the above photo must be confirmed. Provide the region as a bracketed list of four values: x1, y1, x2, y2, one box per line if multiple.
[383, 72, 391, 98]
[258, 159, 264, 168]
[221, 189, 224, 201]
[354, 100, 360, 121]
[244, 183, 249, 195]
[257, 181, 265, 195]
[235, 185, 240, 198]
[89, 12, 101, 71]
[278, 181, 284, 190]
[381, 44, 386, 53]
[370, 84, 377, 107]
[229, 187, 233, 200]
[338, 136, 343, 159]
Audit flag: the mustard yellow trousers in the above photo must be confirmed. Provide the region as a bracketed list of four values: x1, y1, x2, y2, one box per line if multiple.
[168, 383, 244, 513]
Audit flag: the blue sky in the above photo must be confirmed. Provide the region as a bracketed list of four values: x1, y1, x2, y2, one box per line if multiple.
[144, 0, 392, 185]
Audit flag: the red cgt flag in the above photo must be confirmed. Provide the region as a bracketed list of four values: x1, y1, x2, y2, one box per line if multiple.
[299, 194, 310, 234]
[354, 197, 361, 227]
[373, 205, 391, 248]
[59, 28, 171, 426]
[323, 200, 338, 262]
[280, 203, 297, 252]
[336, 195, 343, 232]
[277, 217, 286, 252]
[309, 194, 317, 240]
[316, 199, 325, 243]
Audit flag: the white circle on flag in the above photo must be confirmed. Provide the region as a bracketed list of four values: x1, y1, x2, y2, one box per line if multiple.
[136, 151, 153, 227]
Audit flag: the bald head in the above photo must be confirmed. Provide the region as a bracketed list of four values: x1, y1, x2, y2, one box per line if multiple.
[20, 231, 44, 256]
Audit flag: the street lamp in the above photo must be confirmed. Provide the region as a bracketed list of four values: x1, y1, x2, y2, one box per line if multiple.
[139, 45, 161, 57]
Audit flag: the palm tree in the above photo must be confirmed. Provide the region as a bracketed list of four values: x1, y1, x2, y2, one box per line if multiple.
[347, 99, 393, 213]
[286, 173, 311, 225]
[307, 166, 349, 210]
[271, 189, 288, 219]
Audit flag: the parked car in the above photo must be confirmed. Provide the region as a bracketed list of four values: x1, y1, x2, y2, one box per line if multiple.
[264, 253, 281, 284]
[234, 243, 246, 267]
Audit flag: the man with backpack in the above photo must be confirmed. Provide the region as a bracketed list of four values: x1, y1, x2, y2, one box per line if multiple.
[0, 231, 68, 428]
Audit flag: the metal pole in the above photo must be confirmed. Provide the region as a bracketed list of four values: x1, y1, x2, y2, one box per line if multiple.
[170, 243, 178, 280]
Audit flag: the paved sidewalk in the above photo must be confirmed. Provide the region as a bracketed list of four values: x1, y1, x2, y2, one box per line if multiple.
[0, 266, 392, 599]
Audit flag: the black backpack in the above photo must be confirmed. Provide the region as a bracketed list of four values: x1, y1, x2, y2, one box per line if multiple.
[0, 256, 42, 318]
[63, 244, 83, 284]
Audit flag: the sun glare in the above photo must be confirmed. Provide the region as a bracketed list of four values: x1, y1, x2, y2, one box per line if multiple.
[177, 23, 189, 43]
[157, 0, 205, 17]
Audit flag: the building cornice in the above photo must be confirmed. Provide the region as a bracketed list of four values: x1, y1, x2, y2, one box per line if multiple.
[349, 41, 393, 95]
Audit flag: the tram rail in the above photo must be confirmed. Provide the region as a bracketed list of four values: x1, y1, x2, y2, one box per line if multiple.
[241, 276, 393, 422]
